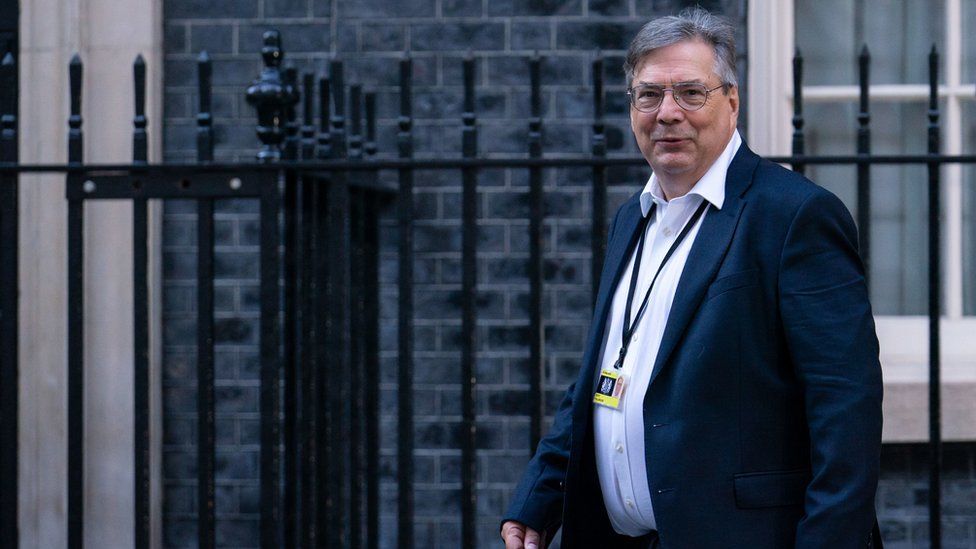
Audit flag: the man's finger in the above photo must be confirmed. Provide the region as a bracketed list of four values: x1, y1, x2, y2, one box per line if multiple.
[523, 526, 544, 549]
[502, 521, 525, 549]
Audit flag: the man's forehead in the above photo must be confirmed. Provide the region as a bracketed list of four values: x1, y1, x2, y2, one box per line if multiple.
[632, 40, 716, 80]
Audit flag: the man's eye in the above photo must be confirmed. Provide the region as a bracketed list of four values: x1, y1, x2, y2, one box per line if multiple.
[638, 88, 663, 99]
[681, 88, 704, 97]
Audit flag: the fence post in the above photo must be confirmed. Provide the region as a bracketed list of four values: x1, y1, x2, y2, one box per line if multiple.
[397, 54, 415, 549]
[0, 50, 19, 549]
[460, 53, 479, 548]
[791, 48, 805, 174]
[856, 45, 871, 287]
[194, 50, 217, 549]
[926, 43, 942, 549]
[527, 54, 545, 454]
[131, 53, 151, 549]
[66, 52, 85, 549]
[591, 53, 607, 308]
[363, 89, 380, 549]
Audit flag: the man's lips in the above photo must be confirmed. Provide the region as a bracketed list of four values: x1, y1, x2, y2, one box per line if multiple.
[653, 137, 691, 145]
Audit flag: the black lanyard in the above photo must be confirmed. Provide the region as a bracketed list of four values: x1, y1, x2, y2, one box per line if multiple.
[613, 199, 709, 370]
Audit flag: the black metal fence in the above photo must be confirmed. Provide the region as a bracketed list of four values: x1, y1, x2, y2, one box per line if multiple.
[0, 29, 973, 549]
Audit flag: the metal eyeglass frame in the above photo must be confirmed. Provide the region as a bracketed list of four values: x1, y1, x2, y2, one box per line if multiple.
[627, 83, 727, 113]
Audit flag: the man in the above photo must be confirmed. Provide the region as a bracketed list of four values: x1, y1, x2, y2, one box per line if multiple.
[501, 8, 883, 549]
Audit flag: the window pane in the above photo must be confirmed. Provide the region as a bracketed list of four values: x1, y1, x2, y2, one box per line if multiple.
[795, 0, 945, 85]
[803, 100, 932, 315]
[963, 100, 976, 315]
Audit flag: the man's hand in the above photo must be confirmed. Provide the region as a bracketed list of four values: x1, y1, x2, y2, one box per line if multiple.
[501, 520, 546, 549]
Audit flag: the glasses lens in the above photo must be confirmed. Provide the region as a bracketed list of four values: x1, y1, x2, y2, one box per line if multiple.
[674, 84, 709, 109]
[632, 85, 663, 112]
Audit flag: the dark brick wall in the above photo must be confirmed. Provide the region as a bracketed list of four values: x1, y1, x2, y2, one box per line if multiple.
[160, 2, 976, 549]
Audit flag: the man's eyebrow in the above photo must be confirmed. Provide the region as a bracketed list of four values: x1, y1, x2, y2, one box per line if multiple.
[635, 79, 706, 86]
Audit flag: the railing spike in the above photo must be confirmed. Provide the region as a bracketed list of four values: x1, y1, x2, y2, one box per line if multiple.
[68, 54, 84, 164]
[196, 51, 213, 162]
[133, 53, 147, 164]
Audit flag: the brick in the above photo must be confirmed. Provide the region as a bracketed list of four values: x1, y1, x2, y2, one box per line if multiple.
[554, 287, 591, 321]
[442, 0, 482, 16]
[484, 189, 529, 219]
[168, 0, 259, 19]
[165, 24, 188, 55]
[215, 385, 259, 413]
[164, 317, 197, 347]
[542, 122, 586, 152]
[164, 449, 197, 479]
[164, 285, 194, 313]
[487, 325, 531, 350]
[483, 257, 527, 284]
[265, 0, 308, 17]
[545, 323, 585, 351]
[415, 223, 462, 253]
[336, 0, 434, 18]
[239, 24, 332, 55]
[164, 351, 195, 381]
[556, 21, 642, 51]
[214, 251, 260, 278]
[216, 450, 259, 479]
[487, 54, 585, 87]
[588, 0, 629, 16]
[410, 23, 506, 52]
[240, 418, 261, 444]
[553, 223, 590, 252]
[414, 88, 464, 119]
[215, 484, 239, 513]
[239, 484, 260, 513]
[190, 24, 234, 55]
[361, 23, 406, 52]
[216, 518, 260, 547]
[487, 0, 582, 16]
[164, 417, 195, 446]
[511, 22, 551, 51]
[485, 388, 532, 415]
[164, 519, 198, 547]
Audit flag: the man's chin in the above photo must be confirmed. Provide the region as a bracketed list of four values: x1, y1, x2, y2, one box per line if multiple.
[649, 158, 694, 177]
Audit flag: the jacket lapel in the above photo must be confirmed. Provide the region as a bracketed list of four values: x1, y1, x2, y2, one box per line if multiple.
[647, 145, 761, 387]
[581, 195, 644, 395]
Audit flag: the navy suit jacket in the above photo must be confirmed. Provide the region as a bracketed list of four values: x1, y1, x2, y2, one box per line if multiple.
[503, 144, 883, 548]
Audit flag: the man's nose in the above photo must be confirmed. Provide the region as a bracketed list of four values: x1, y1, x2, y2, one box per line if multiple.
[656, 90, 684, 124]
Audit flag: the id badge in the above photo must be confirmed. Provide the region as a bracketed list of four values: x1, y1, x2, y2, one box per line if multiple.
[593, 369, 626, 410]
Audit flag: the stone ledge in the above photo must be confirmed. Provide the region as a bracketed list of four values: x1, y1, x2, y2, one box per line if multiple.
[882, 381, 976, 442]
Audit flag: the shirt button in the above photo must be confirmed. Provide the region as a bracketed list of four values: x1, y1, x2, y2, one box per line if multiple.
[625, 499, 634, 508]
[663, 227, 673, 237]
[615, 442, 624, 453]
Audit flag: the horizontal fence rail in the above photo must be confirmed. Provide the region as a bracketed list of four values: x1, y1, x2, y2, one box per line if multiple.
[0, 31, 972, 549]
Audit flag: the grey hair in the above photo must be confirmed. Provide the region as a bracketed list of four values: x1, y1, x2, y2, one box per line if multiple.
[624, 7, 738, 89]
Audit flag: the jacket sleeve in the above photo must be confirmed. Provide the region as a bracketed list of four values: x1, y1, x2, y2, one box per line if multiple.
[501, 204, 623, 535]
[501, 383, 576, 535]
[778, 189, 883, 549]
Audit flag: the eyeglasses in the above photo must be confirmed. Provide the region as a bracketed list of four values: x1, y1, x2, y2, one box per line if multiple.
[627, 83, 727, 113]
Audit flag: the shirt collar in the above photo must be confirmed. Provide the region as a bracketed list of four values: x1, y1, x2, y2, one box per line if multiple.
[639, 129, 742, 218]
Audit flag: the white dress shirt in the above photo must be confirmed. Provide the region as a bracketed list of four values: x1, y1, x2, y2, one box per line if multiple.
[593, 130, 742, 536]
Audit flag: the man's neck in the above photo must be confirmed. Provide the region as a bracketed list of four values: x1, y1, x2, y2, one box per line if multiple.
[656, 174, 701, 202]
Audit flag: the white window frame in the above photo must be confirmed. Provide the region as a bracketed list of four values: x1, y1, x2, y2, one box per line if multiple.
[748, 0, 976, 442]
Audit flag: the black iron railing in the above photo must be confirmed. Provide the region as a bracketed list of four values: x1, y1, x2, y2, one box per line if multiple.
[0, 32, 971, 549]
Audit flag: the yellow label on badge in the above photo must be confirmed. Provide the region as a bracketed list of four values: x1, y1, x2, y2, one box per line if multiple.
[593, 369, 626, 410]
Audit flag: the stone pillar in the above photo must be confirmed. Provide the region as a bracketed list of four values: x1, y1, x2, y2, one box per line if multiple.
[19, 0, 163, 546]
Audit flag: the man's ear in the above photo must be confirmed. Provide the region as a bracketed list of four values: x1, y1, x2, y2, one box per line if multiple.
[726, 84, 740, 122]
